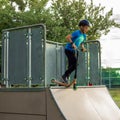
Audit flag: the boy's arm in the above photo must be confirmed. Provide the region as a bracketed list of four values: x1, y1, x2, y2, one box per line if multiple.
[81, 35, 87, 52]
[66, 34, 77, 49]
[66, 34, 73, 43]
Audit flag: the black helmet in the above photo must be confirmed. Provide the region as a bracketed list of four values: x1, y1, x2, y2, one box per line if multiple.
[78, 19, 90, 27]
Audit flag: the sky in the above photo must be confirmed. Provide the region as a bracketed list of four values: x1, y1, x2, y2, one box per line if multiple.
[85, 0, 120, 68]
[86, 0, 120, 14]
[100, 28, 120, 68]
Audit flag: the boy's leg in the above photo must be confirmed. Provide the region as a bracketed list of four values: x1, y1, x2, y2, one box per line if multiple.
[62, 49, 77, 83]
[65, 51, 77, 76]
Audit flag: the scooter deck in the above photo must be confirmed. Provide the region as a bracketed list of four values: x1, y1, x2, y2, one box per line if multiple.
[51, 79, 76, 88]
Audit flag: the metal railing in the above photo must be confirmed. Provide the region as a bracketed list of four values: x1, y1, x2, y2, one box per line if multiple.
[1, 23, 102, 87]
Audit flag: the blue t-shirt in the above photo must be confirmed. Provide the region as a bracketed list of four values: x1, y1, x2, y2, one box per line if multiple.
[65, 30, 86, 51]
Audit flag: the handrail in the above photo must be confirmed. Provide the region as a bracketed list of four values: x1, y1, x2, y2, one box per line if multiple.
[2, 24, 46, 32]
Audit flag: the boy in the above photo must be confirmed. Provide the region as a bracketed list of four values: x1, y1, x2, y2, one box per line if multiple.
[62, 19, 90, 83]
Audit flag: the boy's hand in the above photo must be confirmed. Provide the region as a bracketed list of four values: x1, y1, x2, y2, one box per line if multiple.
[81, 43, 87, 52]
[72, 43, 77, 49]
[81, 48, 87, 52]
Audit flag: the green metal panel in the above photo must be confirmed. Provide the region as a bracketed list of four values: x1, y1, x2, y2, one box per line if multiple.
[77, 50, 88, 85]
[56, 45, 62, 78]
[68, 41, 101, 86]
[56, 45, 66, 80]
[69, 45, 88, 85]
[31, 25, 45, 85]
[89, 42, 101, 85]
[8, 29, 28, 85]
[61, 46, 66, 75]
[46, 43, 57, 85]
[2, 24, 46, 87]
[45, 41, 66, 85]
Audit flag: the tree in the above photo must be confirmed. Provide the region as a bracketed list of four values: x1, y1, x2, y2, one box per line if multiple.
[0, 0, 17, 77]
[9, 0, 27, 11]
[0, 0, 120, 74]
[49, 0, 120, 42]
[85, 0, 119, 40]
[0, 0, 119, 42]
[48, 0, 87, 42]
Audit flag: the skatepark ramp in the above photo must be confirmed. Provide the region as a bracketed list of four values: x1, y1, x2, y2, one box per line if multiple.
[0, 86, 120, 120]
[50, 86, 120, 120]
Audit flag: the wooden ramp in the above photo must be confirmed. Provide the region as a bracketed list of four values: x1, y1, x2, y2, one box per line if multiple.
[0, 86, 120, 120]
[0, 88, 64, 120]
[50, 86, 120, 120]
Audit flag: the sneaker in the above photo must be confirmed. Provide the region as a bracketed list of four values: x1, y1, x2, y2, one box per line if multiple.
[62, 75, 68, 84]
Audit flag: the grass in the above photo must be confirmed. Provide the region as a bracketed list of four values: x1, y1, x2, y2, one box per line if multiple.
[109, 88, 120, 108]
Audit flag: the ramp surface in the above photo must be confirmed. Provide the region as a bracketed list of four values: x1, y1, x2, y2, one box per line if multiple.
[50, 86, 120, 120]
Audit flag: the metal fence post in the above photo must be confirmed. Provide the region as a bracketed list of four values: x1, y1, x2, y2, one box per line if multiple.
[3, 32, 9, 88]
[86, 43, 90, 85]
[6, 32, 9, 88]
[28, 28, 32, 88]
[56, 43, 58, 80]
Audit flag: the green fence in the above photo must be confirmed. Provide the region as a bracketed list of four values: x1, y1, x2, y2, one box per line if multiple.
[102, 68, 120, 88]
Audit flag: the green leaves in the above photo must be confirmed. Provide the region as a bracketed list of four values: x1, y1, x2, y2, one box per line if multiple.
[0, 0, 120, 73]
[0, 0, 119, 42]
[49, 0, 120, 41]
[85, 3, 120, 40]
